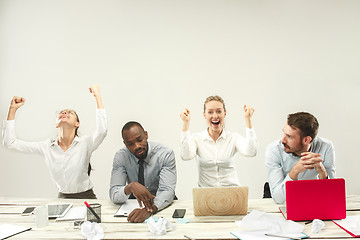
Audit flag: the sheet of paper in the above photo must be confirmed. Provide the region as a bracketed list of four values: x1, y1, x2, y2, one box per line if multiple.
[56, 206, 86, 221]
[231, 231, 308, 240]
[0, 224, 31, 239]
[114, 199, 140, 217]
[333, 215, 360, 236]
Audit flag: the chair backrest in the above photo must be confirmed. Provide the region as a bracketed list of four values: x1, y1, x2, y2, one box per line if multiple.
[263, 182, 272, 198]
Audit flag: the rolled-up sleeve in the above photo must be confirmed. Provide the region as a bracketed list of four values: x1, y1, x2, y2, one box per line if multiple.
[2, 120, 44, 154]
[89, 109, 108, 152]
[323, 142, 336, 179]
[179, 131, 197, 160]
[235, 128, 257, 157]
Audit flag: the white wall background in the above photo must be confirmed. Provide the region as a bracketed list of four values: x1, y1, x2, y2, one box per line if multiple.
[1, 0, 359, 200]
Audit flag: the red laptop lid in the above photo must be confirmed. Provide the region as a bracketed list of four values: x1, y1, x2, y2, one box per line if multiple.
[285, 178, 346, 221]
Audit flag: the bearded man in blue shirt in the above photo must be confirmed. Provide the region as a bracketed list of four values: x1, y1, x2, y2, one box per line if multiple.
[265, 112, 336, 204]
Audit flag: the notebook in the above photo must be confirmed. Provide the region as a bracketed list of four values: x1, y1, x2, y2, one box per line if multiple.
[279, 178, 346, 221]
[192, 186, 248, 216]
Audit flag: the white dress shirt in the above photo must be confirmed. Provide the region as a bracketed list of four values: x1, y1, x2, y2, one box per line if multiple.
[2, 109, 108, 194]
[180, 128, 257, 187]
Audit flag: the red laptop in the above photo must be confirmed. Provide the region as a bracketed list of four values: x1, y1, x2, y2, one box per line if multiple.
[279, 178, 346, 221]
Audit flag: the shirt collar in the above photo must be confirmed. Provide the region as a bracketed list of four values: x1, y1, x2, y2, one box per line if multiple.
[50, 136, 80, 146]
[201, 128, 227, 142]
[143, 142, 153, 164]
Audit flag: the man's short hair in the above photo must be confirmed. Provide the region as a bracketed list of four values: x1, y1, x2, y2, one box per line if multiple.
[121, 121, 145, 138]
[287, 112, 319, 141]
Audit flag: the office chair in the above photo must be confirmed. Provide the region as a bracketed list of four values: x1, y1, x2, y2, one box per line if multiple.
[263, 182, 272, 198]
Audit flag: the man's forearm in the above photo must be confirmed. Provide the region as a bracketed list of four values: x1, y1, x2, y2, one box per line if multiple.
[316, 164, 328, 179]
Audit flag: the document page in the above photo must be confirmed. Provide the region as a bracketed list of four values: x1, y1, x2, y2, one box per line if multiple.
[333, 215, 360, 237]
[0, 224, 31, 239]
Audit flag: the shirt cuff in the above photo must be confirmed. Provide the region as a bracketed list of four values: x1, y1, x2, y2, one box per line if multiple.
[284, 174, 293, 182]
[96, 108, 106, 117]
[3, 120, 15, 128]
[153, 198, 167, 211]
[118, 186, 130, 200]
[180, 130, 190, 142]
[245, 127, 256, 138]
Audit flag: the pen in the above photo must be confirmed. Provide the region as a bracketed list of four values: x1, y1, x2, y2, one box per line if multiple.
[184, 234, 195, 240]
[84, 201, 101, 222]
[265, 233, 305, 240]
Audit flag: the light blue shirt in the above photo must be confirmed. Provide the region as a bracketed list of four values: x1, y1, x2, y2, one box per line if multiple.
[109, 142, 176, 211]
[265, 137, 336, 204]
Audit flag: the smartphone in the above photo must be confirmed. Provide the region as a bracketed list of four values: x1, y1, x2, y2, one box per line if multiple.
[172, 209, 186, 218]
[21, 207, 36, 216]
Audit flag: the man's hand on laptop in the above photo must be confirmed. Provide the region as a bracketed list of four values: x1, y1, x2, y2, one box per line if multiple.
[126, 182, 155, 212]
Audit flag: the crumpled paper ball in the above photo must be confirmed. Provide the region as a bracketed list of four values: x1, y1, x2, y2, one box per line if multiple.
[81, 221, 104, 240]
[147, 217, 174, 235]
[311, 219, 325, 233]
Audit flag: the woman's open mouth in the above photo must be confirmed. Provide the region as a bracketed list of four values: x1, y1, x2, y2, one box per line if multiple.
[211, 120, 220, 126]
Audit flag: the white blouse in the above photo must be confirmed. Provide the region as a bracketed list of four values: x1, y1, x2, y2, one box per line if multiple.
[2, 109, 108, 194]
[180, 128, 257, 187]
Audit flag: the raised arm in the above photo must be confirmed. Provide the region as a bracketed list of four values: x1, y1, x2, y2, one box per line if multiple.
[7, 96, 25, 120]
[89, 85, 104, 109]
[88, 85, 107, 152]
[235, 105, 257, 156]
[179, 108, 197, 160]
[180, 108, 190, 132]
[3, 96, 44, 154]
[243, 104, 254, 129]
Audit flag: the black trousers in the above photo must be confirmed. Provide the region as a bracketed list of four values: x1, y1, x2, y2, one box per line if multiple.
[58, 188, 97, 199]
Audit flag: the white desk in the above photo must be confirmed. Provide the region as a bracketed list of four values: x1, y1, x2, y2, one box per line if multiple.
[1, 196, 359, 239]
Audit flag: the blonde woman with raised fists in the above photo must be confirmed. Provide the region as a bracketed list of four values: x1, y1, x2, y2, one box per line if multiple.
[179, 95, 257, 187]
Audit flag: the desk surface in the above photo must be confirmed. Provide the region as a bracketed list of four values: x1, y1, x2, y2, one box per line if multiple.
[1, 196, 360, 239]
